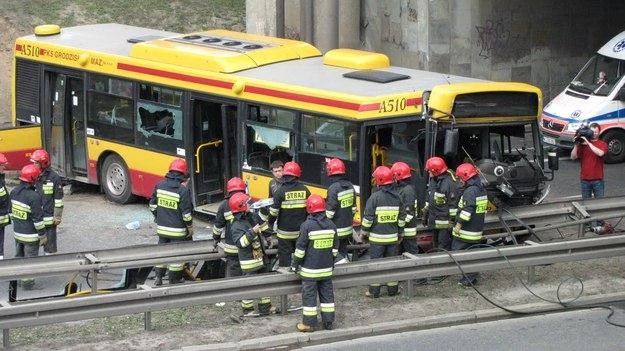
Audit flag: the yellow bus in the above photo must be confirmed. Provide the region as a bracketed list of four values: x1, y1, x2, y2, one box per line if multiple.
[1, 23, 555, 217]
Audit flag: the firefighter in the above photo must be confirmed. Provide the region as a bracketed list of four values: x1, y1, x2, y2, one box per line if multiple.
[324, 158, 356, 261]
[149, 158, 193, 285]
[390, 161, 418, 255]
[230, 192, 272, 315]
[452, 163, 487, 287]
[423, 156, 460, 251]
[292, 194, 338, 332]
[0, 153, 9, 260]
[361, 166, 406, 298]
[268, 161, 310, 271]
[212, 177, 249, 278]
[30, 149, 64, 255]
[11, 164, 45, 289]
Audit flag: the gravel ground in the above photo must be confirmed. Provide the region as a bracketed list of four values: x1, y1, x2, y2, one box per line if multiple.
[1, 181, 624, 350]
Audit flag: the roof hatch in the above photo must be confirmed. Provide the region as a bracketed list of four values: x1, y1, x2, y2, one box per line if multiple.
[129, 29, 321, 73]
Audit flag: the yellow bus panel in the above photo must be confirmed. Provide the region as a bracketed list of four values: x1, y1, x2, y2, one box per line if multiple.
[0, 125, 41, 170]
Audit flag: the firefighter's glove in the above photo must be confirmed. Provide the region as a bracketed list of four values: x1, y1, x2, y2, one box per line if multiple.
[252, 224, 262, 236]
[266, 236, 278, 249]
[420, 207, 429, 223]
[212, 237, 220, 249]
[185, 225, 194, 239]
[38, 234, 48, 247]
[358, 230, 369, 244]
[290, 264, 300, 273]
[453, 223, 462, 234]
[53, 207, 63, 226]
[252, 240, 263, 259]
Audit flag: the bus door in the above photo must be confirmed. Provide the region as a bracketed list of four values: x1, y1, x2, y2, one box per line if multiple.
[44, 71, 86, 178]
[364, 119, 428, 205]
[191, 99, 237, 214]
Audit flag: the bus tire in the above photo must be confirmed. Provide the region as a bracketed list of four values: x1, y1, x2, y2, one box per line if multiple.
[602, 129, 625, 164]
[101, 154, 135, 204]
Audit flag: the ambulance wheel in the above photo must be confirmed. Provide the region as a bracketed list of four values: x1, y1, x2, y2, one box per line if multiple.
[101, 154, 135, 204]
[602, 129, 625, 164]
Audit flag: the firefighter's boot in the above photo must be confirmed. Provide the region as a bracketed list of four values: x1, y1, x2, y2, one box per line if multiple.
[154, 267, 166, 286]
[168, 270, 184, 285]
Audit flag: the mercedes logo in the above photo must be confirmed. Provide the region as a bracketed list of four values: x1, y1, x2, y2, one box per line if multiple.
[614, 38, 625, 53]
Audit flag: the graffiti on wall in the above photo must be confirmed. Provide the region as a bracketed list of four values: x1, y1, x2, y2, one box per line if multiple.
[475, 14, 524, 60]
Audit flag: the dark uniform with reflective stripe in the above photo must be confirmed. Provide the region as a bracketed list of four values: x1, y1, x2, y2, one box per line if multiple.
[11, 181, 45, 288]
[213, 197, 241, 278]
[35, 167, 64, 254]
[426, 170, 460, 251]
[394, 179, 418, 255]
[325, 176, 356, 259]
[452, 176, 487, 283]
[292, 212, 338, 328]
[149, 171, 193, 283]
[11, 182, 45, 257]
[231, 211, 272, 314]
[0, 173, 10, 259]
[269, 176, 310, 267]
[361, 185, 406, 297]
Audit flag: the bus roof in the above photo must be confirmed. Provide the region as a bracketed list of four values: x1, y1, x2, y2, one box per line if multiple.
[23, 24, 179, 58]
[21, 23, 482, 96]
[18, 23, 540, 119]
[235, 57, 482, 97]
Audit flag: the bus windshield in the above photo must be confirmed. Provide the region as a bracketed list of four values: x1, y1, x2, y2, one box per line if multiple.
[569, 53, 625, 96]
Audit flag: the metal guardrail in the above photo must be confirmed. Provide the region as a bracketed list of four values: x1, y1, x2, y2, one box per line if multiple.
[2, 235, 625, 331]
[1, 196, 623, 282]
[1, 196, 625, 347]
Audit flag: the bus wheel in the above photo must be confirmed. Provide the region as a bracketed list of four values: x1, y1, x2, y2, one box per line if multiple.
[602, 129, 625, 164]
[101, 154, 135, 204]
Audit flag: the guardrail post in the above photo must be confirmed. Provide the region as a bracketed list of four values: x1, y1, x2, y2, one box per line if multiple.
[91, 269, 98, 293]
[144, 312, 152, 331]
[280, 295, 288, 315]
[3, 328, 9, 348]
[527, 266, 535, 284]
[405, 279, 413, 298]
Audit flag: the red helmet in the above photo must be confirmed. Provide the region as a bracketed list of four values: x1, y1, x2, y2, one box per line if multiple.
[456, 163, 479, 182]
[283, 161, 301, 177]
[19, 164, 42, 183]
[0, 153, 8, 166]
[228, 192, 249, 213]
[306, 194, 326, 214]
[226, 177, 246, 194]
[425, 157, 448, 177]
[326, 158, 346, 176]
[31, 149, 50, 168]
[390, 162, 411, 181]
[169, 158, 187, 175]
[372, 166, 393, 186]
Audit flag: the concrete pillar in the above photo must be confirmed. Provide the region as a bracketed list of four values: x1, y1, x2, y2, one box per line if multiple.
[300, 0, 313, 43]
[313, 0, 339, 53]
[339, 0, 361, 49]
[246, 0, 284, 37]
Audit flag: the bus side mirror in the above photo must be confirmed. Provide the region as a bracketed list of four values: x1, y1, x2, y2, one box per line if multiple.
[444, 129, 459, 157]
[548, 149, 559, 171]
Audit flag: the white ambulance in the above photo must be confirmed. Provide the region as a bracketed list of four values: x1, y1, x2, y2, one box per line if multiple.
[540, 31, 625, 163]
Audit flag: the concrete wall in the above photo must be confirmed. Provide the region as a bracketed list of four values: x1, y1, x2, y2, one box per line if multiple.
[361, 0, 625, 101]
[248, 0, 625, 102]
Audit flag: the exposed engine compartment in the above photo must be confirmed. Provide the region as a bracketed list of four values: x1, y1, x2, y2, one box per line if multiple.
[475, 157, 547, 206]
